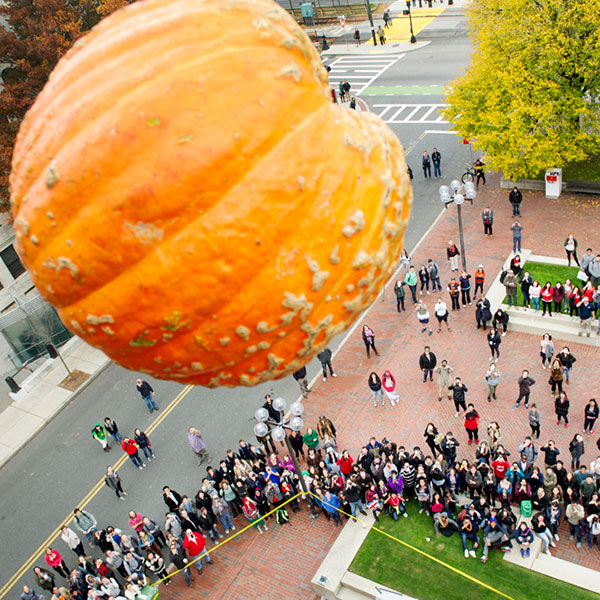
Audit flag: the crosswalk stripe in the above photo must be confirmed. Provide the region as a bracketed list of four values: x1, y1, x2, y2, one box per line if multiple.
[327, 55, 404, 94]
[373, 103, 449, 124]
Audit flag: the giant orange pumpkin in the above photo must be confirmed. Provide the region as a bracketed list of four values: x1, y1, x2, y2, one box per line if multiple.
[10, 0, 412, 387]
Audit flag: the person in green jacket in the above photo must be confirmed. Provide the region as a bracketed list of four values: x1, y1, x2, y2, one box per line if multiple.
[394, 279, 406, 312]
[92, 423, 111, 452]
[404, 265, 418, 303]
[303, 428, 320, 450]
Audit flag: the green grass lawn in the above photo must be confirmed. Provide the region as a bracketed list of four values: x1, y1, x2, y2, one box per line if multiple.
[504, 261, 581, 307]
[350, 500, 600, 600]
[533, 155, 600, 182]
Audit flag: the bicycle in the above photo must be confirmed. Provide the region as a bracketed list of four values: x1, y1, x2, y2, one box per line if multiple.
[461, 166, 476, 184]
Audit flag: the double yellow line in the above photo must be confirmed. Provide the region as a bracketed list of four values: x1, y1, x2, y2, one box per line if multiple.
[0, 384, 193, 600]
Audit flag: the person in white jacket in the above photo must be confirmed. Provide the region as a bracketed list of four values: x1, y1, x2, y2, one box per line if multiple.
[381, 369, 399, 406]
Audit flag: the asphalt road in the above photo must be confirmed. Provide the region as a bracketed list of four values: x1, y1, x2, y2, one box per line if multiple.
[0, 7, 473, 597]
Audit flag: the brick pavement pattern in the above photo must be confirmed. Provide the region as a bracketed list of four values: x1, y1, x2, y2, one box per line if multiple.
[162, 174, 600, 600]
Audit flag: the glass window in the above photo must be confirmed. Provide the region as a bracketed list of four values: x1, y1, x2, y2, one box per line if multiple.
[0, 245, 25, 279]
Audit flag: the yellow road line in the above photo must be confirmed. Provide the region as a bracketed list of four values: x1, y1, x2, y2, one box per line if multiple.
[157, 492, 303, 584]
[307, 492, 515, 600]
[0, 384, 193, 600]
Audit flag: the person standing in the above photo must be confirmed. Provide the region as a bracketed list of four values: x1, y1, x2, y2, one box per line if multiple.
[32, 567, 54, 593]
[541, 282, 554, 316]
[473, 266, 485, 299]
[134, 428, 155, 461]
[381, 370, 399, 406]
[103, 417, 123, 445]
[404, 265, 418, 303]
[393, 279, 406, 312]
[553, 282, 565, 313]
[555, 391, 570, 428]
[481, 207, 493, 236]
[135, 378, 157, 413]
[487, 328, 501, 360]
[492, 308, 509, 336]
[521, 271, 533, 307]
[540, 333, 554, 368]
[449, 377, 468, 418]
[60, 526, 85, 557]
[473, 158, 486, 187]
[583, 399, 599, 434]
[168, 540, 191, 586]
[288, 430, 305, 459]
[415, 300, 432, 336]
[91, 423, 111, 453]
[516, 370, 535, 408]
[188, 426, 211, 466]
[528, 403, 541, 440]
[292, 366, 310, 398]
[104, 466, 126, 500]
[447, 276, 460, 312]
[368, 372, 384, 407]
[475, 297, 491, 330]
[419, 346, 437, 383]
[427, 259, 442, 292]
[459, 270, 472, 307]
[422, 151, 432, 179]
[556, 346, 576, 383]
[317, 347, 336, 381]
[121, 437, 145, 470]
[485, 363, 500, 402]
[503, 269, 518, 307]
[44, 548, 69, 579]
[511, 221, 523, 253]
[564, 234, 580, 267]
[353, 28, 360, 46]
[529, 280, 541, 310]
[509, 187, 522, 216]
[418, 265, 430, 296]
[588, 255, 600, 287]
[434, 297, 451, 332]
[569, 434, 585, 470]
[435, 360, 453, 402]
[362, 325, 379, 358]
[432, 148, 442, 178]
[464, 404, 480, 445]
[447, 241, 460, 272]
[73, 508, 98, 545]
[577, 296, 594, 337]
[549, 359, 564, 395]
[377, 25, 386, 44]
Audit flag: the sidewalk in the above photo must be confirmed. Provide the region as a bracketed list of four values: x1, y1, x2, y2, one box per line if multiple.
[0, 337, 110, 467]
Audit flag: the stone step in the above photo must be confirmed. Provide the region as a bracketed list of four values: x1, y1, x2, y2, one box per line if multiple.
[505, 307, 600, 347]
[532, 552, 600, 593]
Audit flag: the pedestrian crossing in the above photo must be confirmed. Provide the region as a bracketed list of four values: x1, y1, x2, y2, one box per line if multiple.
[372, 103, 449, 124]
[326, 55, 402, 95]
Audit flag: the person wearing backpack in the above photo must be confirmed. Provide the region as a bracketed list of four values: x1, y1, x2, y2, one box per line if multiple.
[481, 207, 493, 236]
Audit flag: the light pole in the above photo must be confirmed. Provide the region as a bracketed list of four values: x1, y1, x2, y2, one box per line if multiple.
[438, 180, 476, 272]
[253, 397, 309, 494]
[365, 0, 377, 45]
[405, 1, 417, 43]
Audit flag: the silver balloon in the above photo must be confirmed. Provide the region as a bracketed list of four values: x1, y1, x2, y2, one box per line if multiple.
[289, 416, 304, 431]
[273, 396, 287, 412]
[271, 426, 286, 442]
[254, 407, 269, 422]
[254, 422, 269, 438]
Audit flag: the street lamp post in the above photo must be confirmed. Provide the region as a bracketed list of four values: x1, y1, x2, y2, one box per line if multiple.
[365, 0, 377, 45]
[405, 1, 417, 44]
[438, 180, 476, 272]
[254, 397, 309, 495]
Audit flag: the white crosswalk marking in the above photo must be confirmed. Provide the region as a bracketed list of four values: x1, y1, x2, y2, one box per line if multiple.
[372, 103, 448, 124]
[326, 55, 403, 94]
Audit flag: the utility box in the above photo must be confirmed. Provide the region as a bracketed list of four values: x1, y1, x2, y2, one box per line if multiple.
[301, 2, 314, 25]
[545, 168, 562, 199]
[136, 586, 160, 600]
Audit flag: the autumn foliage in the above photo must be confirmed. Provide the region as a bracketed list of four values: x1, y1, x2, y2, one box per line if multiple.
[0, 1, 131, 213]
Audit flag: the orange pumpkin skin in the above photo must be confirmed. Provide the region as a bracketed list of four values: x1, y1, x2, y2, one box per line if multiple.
[10, 0, 412, 387]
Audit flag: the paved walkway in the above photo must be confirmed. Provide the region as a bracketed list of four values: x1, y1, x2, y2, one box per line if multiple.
[160, 175, 600, 600]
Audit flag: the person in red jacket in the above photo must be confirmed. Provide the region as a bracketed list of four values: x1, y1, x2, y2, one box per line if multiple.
[491, 454, 510, 482]
[121, 438, 145, 470]
[464, 404, 480, 445]
[182, 529, 212, 574]
[44, 547, 69, 578]
[336, 450, 354, 476]
[381, 370, 399, 406]
[474, 266, 486, 299]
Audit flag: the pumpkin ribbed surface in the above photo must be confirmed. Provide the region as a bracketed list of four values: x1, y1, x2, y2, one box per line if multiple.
[10, 0, 412, 387]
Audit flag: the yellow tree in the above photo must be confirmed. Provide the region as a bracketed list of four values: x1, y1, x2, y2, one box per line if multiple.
[444, 0, 600, 179]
